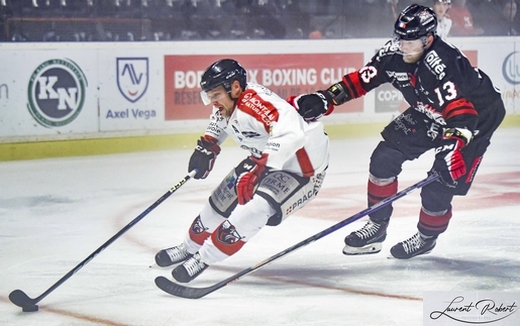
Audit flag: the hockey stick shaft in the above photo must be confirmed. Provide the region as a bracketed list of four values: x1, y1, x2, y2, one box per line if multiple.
[155, 173, 439, 299]
[10, 169, 197, 309]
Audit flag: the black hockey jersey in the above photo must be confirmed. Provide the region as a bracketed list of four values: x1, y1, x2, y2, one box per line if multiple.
[340, 36, 504, 136]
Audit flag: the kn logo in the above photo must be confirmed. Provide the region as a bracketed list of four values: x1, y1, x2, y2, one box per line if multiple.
[502, 51, 520, 84]
[117, 57, 149, 103]
[27, 58, 87, 128]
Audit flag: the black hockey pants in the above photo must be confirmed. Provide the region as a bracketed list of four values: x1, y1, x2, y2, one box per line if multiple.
[369, 102, 504, 220]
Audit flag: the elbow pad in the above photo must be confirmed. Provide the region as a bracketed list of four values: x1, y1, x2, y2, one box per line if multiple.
[324, 81, 351, 106]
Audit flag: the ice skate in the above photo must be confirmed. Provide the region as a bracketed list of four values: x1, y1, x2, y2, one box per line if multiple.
[154, 243, 191, 267]
[390, 232, 436, 259]
[343, 220, 388, 255]
[172, 252, 208, 283]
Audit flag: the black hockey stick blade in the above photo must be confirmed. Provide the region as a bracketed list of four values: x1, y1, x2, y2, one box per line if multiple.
[155, 173, 440, 299]
[9, 289, 36, 308]
[9, 170, 197, 311]
[155, 276, 214, 299]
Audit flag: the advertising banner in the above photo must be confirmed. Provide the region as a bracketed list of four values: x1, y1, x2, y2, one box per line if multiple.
[164, 53, 365, 120]
[98, 50, 165, 132]
[0, 38, 519, 142]
[0, 51, 98, 138]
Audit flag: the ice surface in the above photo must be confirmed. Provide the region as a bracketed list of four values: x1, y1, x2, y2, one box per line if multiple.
[1, 127, 519, 325]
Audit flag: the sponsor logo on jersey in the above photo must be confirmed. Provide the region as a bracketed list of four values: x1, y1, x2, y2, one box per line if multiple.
[240, 144, 262, 156]
[502, 51, 520, 84]
[117, 57, 149, 103]
[386, 71, 410, 82]
[262, 172, 292, 197]
[414, 102, 446, 124]
[27, 58, 87, 128]
[376, 40, 400, 59]
[266, 141, 281, 151]
[424, 50, 446, 80]
[286, 190, 314, 215]
[240, 90, 278, 125]
[211, 111, 225, 122]
[241, 130, 261, 138]
[206, 121, 221, 136]
[393, 113, 417, 135]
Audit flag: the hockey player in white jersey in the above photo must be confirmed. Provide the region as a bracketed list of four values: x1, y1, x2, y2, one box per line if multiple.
[155, 59, 330, 283]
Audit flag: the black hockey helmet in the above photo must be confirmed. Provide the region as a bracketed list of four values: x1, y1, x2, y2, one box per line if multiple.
[200, 59, 247, 93]
[394, 4, 438, 41]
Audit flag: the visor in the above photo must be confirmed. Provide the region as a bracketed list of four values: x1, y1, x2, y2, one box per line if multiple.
[200, 89, 228, 106]
[392, 35, 425, 56]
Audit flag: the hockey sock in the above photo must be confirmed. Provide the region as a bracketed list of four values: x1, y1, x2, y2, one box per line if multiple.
[367, 177, 398, 222]
[417, 207, 452, 237]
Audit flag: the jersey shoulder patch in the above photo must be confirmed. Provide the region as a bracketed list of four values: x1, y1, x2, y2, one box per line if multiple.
[422, 41, 464, 81]
[237, 89, 279, 132]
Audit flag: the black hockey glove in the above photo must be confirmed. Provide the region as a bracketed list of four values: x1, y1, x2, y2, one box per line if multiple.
[188, 136, 221, 179]
[287, 91, 333, 121]
[287, 80, 352, 121]
[432, 128, 472, 187]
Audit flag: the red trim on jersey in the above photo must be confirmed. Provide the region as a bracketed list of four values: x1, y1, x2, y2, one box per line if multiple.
[295, 147, 314, 177]
[443, 98, 477, 121]
[237, 89, 279, 133]
[343, 72, 367, 99]
[418, 208, 452, 234]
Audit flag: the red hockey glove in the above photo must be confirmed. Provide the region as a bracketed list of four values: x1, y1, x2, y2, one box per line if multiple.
[236, 154, 268, 205]
[188, 136, 221, 179]
[433, 128, 472, 186]
[287, 91, 333, 121]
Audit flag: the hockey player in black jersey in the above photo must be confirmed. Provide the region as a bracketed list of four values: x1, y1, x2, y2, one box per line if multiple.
[289, 4, 505, 259]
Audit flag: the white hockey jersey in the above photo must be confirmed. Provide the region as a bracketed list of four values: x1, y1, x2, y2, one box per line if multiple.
[204, 83, 329, 177]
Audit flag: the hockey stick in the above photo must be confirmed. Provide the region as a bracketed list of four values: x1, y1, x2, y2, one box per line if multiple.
[155, 173, 439, 299]
[9, 169, 197, 312]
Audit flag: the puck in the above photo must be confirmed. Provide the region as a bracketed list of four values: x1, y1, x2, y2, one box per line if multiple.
[22, 305, 39, 312]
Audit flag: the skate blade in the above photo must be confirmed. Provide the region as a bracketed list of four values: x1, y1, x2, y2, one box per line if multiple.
[342, 243, 382, 255]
